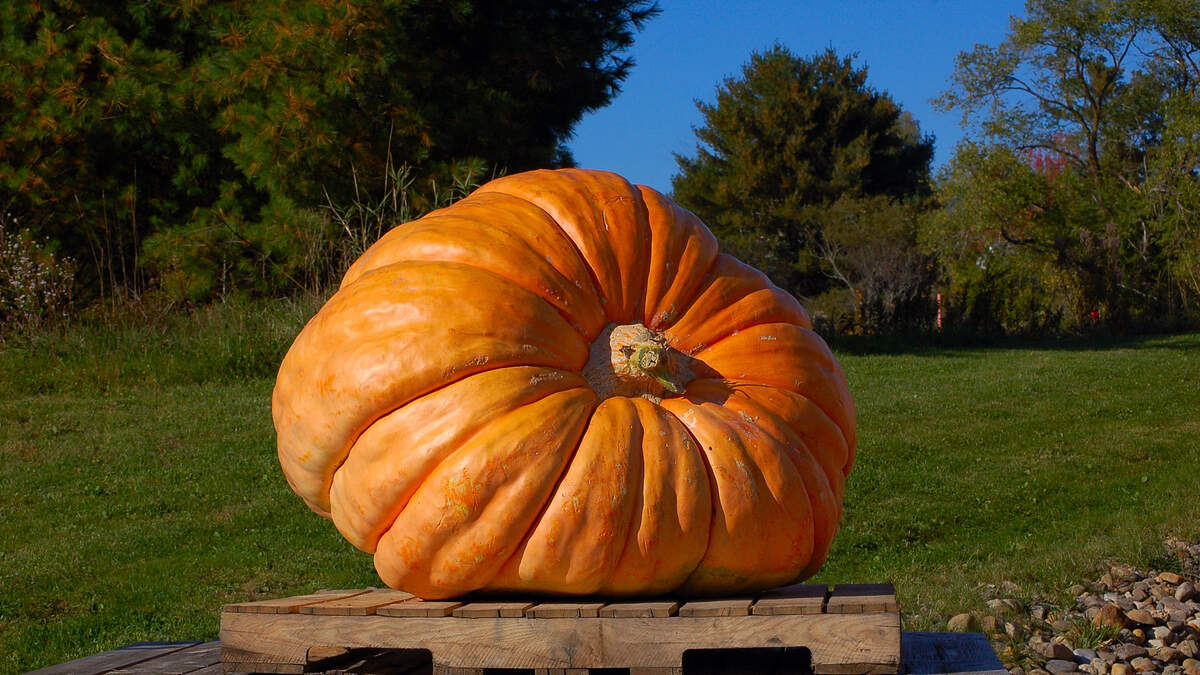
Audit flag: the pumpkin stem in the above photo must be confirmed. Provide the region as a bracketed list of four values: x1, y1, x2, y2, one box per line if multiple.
[583, 323, 693, 402]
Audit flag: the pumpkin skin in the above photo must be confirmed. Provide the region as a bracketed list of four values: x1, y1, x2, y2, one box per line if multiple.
[273, 168, 856, 599]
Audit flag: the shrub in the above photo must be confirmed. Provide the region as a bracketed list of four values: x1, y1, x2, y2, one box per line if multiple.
[0, 214, 75, 337]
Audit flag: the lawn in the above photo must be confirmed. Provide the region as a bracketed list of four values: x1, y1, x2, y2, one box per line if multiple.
[2, 302, 1198, 674]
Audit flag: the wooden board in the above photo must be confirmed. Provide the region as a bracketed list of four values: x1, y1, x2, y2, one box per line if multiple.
[224, 589, 371, 614]
[220, 583, 902, 673]
[27, 641, 220, 675]
[828, 583, 899, 614]
[298, 588, 414, 615]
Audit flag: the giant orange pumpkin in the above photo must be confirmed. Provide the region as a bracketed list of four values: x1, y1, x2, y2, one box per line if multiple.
[273, 168, 856, 599]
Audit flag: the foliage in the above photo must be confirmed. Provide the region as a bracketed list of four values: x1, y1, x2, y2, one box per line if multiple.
[0, 0, 658, 302]
[815, 195, 937, 334]
[0, 214, 74, 337]
[4, 306, 1200, 670]
[933, 0, 1200, 332]
[670, 45, 934, 327]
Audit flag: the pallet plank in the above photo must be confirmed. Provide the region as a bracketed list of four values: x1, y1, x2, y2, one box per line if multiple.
[221, 610, 900, 671]
[677, 598, 753, 617]
[828, 583, 898, 614]
[224, 589, 371, 614]
[452, 601, 535, 618]
[107, 641, 221, 674]
[752, 583, 828, 615]
[527, 601, 607, 618]
[378, 599, 464, 617]
[300, 589, 415, 615]
[598, 601, 679, 618]
[26, 641, 201, 675]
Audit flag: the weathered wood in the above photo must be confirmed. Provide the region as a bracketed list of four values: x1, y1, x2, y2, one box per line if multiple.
[527, 601, 607, 618]
[828, 584, 898, 614]
[299, 588, 414, 615]
[677, 598, 753, 617]
[224, 589, 370, 614]
[26, 641, 202, 675]
[107, 641, 221, 674]
[377, 600, 463, 617]
[752, 583, 828, 615]
[451, 601, 535, 618]
[597, 600, 679, 618]
[220, 609, 900, 671]
[901, 631, 1006, 675]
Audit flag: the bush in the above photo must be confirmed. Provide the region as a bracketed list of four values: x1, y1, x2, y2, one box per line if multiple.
[0, 214, 74, 338]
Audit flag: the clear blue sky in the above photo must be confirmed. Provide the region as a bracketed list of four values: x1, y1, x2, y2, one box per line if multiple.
[566, 0, 1028, 194]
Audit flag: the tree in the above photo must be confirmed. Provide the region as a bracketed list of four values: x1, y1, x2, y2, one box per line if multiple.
[933, 0, 1200, 331]
[671, 45, 934, 319]
[0, 0, 659, 301]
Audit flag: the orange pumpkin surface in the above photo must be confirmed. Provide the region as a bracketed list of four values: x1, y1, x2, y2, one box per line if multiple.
[273, 168, 856, 599]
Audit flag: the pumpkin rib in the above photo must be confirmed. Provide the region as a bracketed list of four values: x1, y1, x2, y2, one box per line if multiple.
[329, 366, 590, 553]
[597, 397, 712, 595]
[337, 192, 607, 342]
[637, 185, 722, 331]
[659, 397, 816, 595]
[476, 190, 611, 327]
[274, 260, 588, 515]
[373, 386, 598, 599]
[488, 397, 642, 594]
[690, 322, 856, 453]
[682, 379, 843, 582]
[664, 254, 812, 357]
[477, 169, 652, 323]
[731, 382, 854, 481]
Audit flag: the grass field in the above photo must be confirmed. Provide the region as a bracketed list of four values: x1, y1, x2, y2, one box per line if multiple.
[2, 302, 1199, 673]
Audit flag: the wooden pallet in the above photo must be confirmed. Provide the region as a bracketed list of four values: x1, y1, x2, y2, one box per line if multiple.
[220, 583, 900, 674]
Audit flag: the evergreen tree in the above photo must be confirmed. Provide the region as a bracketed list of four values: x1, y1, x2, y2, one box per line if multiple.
[671, 45, 933, 301]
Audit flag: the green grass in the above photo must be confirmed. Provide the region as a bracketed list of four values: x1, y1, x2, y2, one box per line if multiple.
[2, 304, 1199, 673]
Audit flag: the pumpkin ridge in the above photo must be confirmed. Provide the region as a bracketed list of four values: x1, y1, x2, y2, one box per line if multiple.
[476, 190, 611, 321]
[651, 401, 721, 593]
[728, 381, 853, 483]
[691, 322, 856, 452]
[329, 366, 588, 553]
[277, 260, 588, 514]
[441, 392, 599, 595]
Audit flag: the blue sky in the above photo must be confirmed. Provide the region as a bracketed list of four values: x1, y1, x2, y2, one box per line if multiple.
[566, 0, 1028, 194]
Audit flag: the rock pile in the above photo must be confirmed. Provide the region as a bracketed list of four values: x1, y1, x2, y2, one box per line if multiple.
[947, 538, 1200, 675]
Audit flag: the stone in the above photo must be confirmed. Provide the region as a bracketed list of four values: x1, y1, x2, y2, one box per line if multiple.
[1155, 647, 1182, 664]
[1176, 583, 1197, 603]
[1008, 621, 1029, 639]
[1112, 664, 1133, 675]
[1161, 573, 1185, 585]
[1077, 650, 1100, 664]
[1179, 641, 1199, 659]
[1097, 604, 1133, 630]
[1118, 644, 1151, 661]
[1043, 642, 1077, 660]
[949, 613, 979, 632]
[1012, 668, 1027, 675]
[1135, 588, 1151, 602]
[1048, 659, 1082, 673]
[1156, 626, 1176, 643]
[1135, 629, 1150, 643]
[1129, 656, 1155, 672]
[983, 615, 1001, 633]
[1070, 585, 1089, 596]
[1130, 610, 1160, 626]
